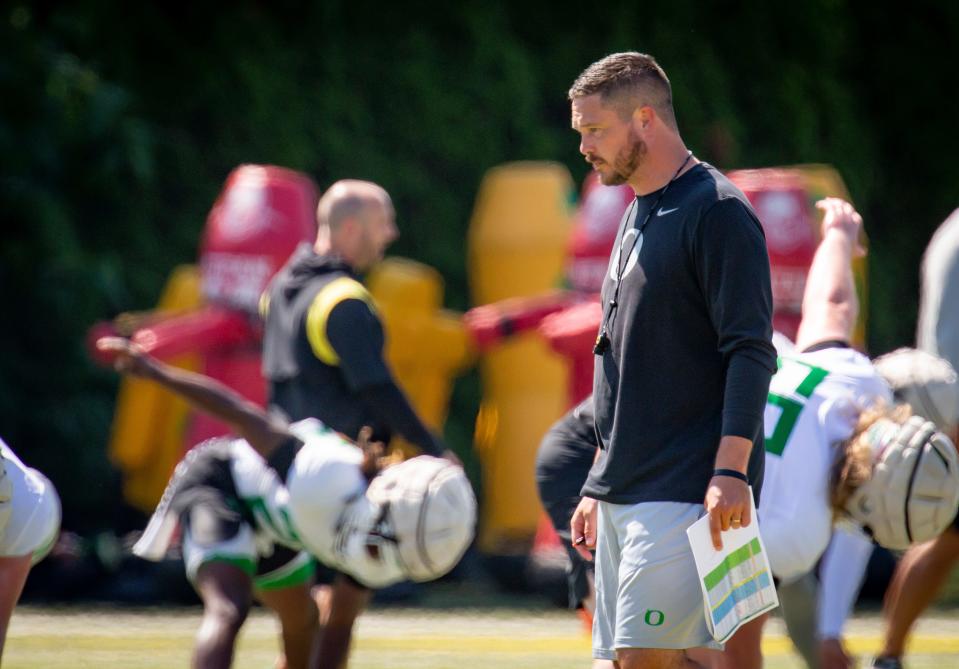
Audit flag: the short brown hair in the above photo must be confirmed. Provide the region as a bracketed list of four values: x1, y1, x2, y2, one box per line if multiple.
[568, 52, 677, 129]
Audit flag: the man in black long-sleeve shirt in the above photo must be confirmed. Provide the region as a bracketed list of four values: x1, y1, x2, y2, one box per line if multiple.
[568, 52, 777, 669]
[261, 179, 447, 669]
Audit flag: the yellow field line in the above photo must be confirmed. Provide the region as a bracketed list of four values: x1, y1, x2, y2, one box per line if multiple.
[348, 635, 959, 656]
[10, 632, 959, 657]
[761, 635, 959, 656]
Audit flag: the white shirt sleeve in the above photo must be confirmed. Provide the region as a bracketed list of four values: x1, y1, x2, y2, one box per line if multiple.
[817, 524, 874, 638]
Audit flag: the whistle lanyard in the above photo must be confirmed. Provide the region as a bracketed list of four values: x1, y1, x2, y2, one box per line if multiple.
[594, 151, 694, 355]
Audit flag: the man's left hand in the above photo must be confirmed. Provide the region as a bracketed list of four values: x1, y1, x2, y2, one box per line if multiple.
[704, 474, 751, 550]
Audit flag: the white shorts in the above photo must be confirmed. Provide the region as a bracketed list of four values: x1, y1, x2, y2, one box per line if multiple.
[137, 436, 315, 593]
[593, 500, 720, 659]
[0, 442, 61, 564]
[181, 520, 314, 592]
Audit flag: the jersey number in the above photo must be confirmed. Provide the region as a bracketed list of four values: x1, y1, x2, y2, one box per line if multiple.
[765, 359, 829, 456]
[247, 497, 301, 544]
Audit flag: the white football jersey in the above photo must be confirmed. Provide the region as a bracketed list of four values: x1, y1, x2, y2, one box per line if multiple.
[136, 418, 389, 587]
[223, 418, 356, 551]
[285, 425, 404, 588]
[760, 348, 891, 581]
[229, 438, 302, 548]
[137, 417, 404, 588]
[231, 418, 384, 579]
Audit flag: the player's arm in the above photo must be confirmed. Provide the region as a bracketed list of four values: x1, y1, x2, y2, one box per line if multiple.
[463, 291, 572, 350]
[816, 526, 874, 667]
[321, 298, 446, 458]
[695, 197, 778, 548]
[96, 337, 290, 458]
[794, 198, 866, 352]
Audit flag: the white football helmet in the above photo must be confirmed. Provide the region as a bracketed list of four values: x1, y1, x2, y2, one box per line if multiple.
[283, 435, 402, 588]
[845, 415, 959, 550]
[365, 456, 476, 583]
[288, 446, 476, 589]
[873, 348, 959, 434]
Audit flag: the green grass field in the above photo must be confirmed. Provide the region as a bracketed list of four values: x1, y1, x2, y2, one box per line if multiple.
[6, 604, 959, 669]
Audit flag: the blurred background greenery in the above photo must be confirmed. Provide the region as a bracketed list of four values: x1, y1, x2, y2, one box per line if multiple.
[2, 1, 958, 532]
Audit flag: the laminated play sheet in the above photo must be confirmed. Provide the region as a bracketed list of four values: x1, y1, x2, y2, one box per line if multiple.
[686, 490, 779, 642]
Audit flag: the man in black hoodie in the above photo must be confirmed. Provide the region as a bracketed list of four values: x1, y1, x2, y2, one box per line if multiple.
[262, 179, 445, 457]
[261, 179, 446, 669]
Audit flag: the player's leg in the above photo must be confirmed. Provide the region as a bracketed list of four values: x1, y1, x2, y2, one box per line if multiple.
[255, 550, 319, 669]
[777, 571, 821, 668]
[313, 573, 371, 669]
[688, 618, 768, 669]
[539, 446, 612, 668]
[181, 500, 258, 669]
[706, 613, 766, 669]
[874, 527, 959, 664]
[535, 414, 597, 616]
[194, 560, 254, 669]
[0, 554, 32, 662]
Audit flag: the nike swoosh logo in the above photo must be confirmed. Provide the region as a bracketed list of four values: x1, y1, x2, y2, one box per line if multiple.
[657, 207, 679, 216]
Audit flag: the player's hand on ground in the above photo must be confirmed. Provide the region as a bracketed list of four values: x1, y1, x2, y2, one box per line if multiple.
[819, 636, 855, 669]
[570, 496, 598, 561]
[704, 475, 751, 550]
[817, 198, 865, 257]
[95, 336, 155, 378]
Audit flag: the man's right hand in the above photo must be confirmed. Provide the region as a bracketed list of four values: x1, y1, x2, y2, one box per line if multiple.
[96, 337, 156, 379]
[817, 198, 865, 257]
[570, 496, 598, 561]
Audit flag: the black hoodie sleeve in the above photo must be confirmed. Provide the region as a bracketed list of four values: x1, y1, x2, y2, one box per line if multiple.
[325, 298, 392, 390]
[357, 384, 445, 456]
[326, 298, 444, 456]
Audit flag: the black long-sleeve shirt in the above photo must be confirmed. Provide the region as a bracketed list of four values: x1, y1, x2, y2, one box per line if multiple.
[582, 164, 777, 505]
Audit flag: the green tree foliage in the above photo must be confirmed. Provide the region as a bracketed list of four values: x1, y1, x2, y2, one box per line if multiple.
[1, 1, 957, 528]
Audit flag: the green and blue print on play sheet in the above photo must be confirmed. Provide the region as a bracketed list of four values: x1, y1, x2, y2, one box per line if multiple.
[703, 538, 777, 642]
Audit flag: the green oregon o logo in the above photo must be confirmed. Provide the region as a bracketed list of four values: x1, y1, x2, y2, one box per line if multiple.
[644, 609, 665, 626]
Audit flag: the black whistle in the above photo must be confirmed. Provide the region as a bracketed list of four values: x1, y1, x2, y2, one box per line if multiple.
[593, 332, 610, 355]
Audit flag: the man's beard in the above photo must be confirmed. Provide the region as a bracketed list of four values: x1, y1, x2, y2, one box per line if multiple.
[596, 130, 646, 186]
